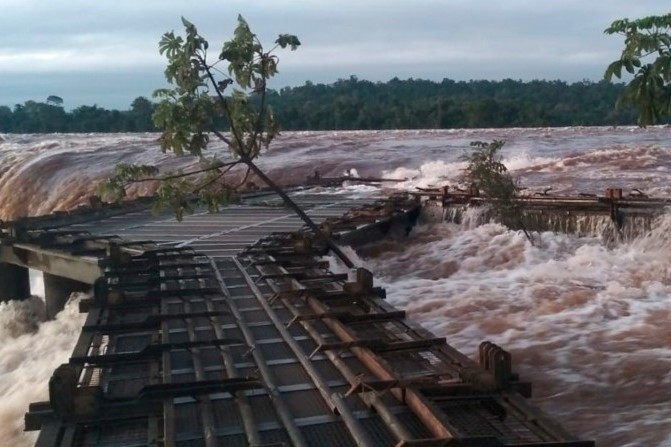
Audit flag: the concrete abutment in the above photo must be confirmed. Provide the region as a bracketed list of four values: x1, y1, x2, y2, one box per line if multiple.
[43, 273, 90, 319]
[0, 262, 30, 301]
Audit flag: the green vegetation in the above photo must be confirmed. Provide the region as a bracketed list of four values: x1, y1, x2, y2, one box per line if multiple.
[46, 95, 64, 107]
[100, 15, 355, 266]
[0, 97, 158, 133]
[271, 77, 637, 129]
[100, 15, 299, 218]
[0, 78, 639, 133]
[462, 140, 532, 242]
[605, 13, 671, 126]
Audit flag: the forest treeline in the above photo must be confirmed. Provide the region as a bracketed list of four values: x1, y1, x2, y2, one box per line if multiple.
[0, 77, 641, 133]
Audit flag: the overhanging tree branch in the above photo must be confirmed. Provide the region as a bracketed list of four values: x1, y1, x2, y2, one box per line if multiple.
[605, 13, 671, 126]
[103, 15, 354, 266]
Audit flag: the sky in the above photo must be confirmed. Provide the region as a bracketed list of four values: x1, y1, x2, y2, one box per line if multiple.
[0, 1, 668, 110]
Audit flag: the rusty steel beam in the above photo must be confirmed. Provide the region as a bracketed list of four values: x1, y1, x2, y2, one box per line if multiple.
[181, 299, 218, 447]
[310, 298, 467, 438]
[230, 257, 342, 410]
[331, 392, 377, 447]
[248, 231, 593, 445]
[248, 248, 464, 440]
[198, 278, 261, 446]
[209, 258, 309, 447]
[279, 296, 420, 444]
[303, 294, 459, 440]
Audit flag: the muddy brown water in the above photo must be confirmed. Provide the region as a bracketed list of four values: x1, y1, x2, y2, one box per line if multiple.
[2, 127, 671, 446]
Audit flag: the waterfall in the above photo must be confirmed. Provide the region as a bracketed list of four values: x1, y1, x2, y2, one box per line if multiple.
[441, 203, 663, 242]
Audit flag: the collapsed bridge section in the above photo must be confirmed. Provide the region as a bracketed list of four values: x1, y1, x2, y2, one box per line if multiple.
[419, 186, 671, 239]
[0, 189, 594, 446]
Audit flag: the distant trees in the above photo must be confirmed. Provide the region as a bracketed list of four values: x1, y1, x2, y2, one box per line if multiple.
[10, 101, 67, 132]
[129, 96, 155, 131]
[268, 77, 638, 130]
[0, 78, 640, 134]
[0, 97, 158, 133]
[46, 95, 64, 107]
[605, 13, 671, 125]
[0, 106, 11, 132]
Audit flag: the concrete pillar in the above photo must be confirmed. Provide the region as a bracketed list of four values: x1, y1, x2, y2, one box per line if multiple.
[0, 262, 30, 301]
[44, 273, 90, 319]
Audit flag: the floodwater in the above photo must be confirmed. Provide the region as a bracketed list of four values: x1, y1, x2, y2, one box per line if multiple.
[1, 127, 671, 446]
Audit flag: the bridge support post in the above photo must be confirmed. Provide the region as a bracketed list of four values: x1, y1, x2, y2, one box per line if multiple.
[0, 262, 30, 301]
[44, 273, 89, 319]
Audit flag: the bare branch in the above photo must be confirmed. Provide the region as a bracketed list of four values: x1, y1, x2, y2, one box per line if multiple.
[212, 129, 234, 146]
[252, 56, 269, 145]
[199, 56, 245, 151]
[234, 166, 252, 189]
[191, 169, 228, 195]
[124, 160, 241, 184]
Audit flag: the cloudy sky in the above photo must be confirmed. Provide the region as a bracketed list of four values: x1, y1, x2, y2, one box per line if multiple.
[0, 1, 667, 109]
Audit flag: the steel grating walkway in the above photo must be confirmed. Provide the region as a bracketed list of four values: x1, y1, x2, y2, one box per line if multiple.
[59, 193, 372, 249]
[0, 190, 595, 447]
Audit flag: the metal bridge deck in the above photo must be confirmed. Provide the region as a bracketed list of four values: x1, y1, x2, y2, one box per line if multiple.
[60, 193, 371, 250]
[0, 190, 594, 447]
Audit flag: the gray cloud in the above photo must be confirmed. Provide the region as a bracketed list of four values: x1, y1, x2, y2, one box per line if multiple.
[0, 0, 668, 109]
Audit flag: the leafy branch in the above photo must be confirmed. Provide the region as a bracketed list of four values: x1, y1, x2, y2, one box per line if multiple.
[462, 140, 533, 243]
[604, 14, 671, 126]
[98, 159, 244, 217]
[101, 15, 298, 216]
[100, 15, 355, 266]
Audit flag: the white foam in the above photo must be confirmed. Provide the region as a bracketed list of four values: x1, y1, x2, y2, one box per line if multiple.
[362, 217, 671, 445]
[502, 152, 558, 171]
[383, 160, 467, 190]
[2, 128, 671, 444]
[0, 294, 86, 447]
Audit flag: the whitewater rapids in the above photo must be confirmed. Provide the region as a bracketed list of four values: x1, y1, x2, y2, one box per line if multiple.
[1, 127, 671, 447]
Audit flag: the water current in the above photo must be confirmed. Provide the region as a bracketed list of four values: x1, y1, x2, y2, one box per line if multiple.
[1, 127, 670, 446]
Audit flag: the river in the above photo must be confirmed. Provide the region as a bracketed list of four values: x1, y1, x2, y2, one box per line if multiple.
[1, 127, 670, 446]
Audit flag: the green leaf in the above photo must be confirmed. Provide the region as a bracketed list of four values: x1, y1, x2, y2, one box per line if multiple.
[605, 13, 671, 125]
[131, 15, 300, 220]
[604, 61, 623, 80]
[276, 34, 301, 50]
[624, 59, 634, 74]
[181, 16, 194, 28]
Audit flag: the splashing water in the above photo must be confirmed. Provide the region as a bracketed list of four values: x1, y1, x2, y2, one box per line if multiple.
[2, 127, 671, 219]
[0, 297, 45, 340]
[2, 127, 671, 446]
[358, 215, 671, 447]
[0, 294, 87, 447]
